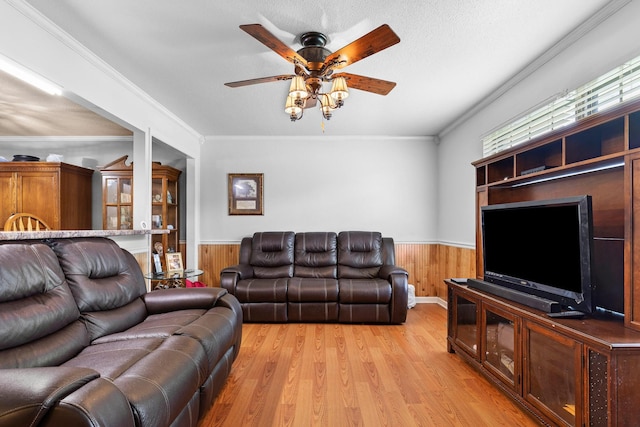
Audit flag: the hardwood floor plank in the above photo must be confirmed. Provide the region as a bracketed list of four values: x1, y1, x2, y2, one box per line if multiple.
[199, 304, 541, 427]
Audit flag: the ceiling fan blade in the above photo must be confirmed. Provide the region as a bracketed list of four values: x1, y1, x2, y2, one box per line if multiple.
[224, 74, 294, 88]
[332, 73, 396, 95]
[324, 24, 400, 70]
[240, 24, 308, 67]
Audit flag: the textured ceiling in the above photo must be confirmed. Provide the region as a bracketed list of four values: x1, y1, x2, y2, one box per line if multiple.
[2, 0, 615, 137]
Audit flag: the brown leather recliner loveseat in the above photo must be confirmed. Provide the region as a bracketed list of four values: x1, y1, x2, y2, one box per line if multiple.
[220, 231, 408, 323]
[0, 237, 242, 427]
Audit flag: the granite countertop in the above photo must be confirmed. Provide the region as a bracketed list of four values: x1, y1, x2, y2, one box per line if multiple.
[0, 229, 168, 240]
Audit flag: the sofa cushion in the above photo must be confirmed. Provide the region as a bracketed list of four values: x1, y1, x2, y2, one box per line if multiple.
[288, 278, 339, 302]
[235, 278, 288, 302]
[338, 278, 392, 304]
[338, 231, 383, 278]
[250, 231, 295, 278]
[176, 306, 241, 372]
[294, 232, 337, 278]
[63, 335, 208, 427]
[48, 237, 149, 340]
[91, 309, 207, 344]
[0, 241, 89, 368]
[0, 322, 90, 369]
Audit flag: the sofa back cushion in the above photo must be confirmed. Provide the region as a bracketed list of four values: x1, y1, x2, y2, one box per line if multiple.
[338, 231, 383, 279]
[0, 241, 89, 368]
[249, 231, 295, 278]
[47, 238, 148, 341]
[294, 232, 337, 278]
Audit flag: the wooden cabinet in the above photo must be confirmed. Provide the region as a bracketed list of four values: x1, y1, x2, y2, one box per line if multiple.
[482, 302, 520, 394]
[0, 162, 93, 230]
[150, 164, 181, 257]
[100, 156, 181, 263]
[448, 288, 480, 358]
[447, 280, 640, 426]
[99, 156, 133, 230]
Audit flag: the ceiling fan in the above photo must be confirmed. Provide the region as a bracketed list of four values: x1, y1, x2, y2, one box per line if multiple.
[224, 23, 400, 121]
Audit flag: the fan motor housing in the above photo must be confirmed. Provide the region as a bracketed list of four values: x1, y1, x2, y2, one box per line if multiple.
[297, 31, 331, 71]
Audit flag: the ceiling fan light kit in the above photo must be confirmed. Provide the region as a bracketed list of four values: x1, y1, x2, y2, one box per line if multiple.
[225, 23, 400, 123]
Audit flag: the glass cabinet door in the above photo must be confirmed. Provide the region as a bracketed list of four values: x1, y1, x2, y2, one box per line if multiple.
[120, 178, 132, 204]
[106, 178, 118, 204]
[454, 294, 479, 358]
[482, 305, 518, 391]
[106, 205, 118, 230]
[102, 176, 133, 230]
[524, 321, 582, 427]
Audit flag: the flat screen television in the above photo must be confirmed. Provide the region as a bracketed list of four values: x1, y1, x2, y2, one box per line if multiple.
[481, 195, 594, 313]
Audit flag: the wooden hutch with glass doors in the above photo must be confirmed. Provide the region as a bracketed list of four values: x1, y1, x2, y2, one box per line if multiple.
[99, 156, 181, 263]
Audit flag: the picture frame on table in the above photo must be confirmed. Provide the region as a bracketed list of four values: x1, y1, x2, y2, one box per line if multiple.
[165, 252, 184, 275]
[153, 253, 163, 274]
[228, 173, 263, 215]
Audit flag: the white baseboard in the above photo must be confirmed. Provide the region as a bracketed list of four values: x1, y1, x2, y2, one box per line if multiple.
[415, 296, 447, 309]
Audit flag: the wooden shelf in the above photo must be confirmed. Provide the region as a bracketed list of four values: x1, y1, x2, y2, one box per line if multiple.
[565, 117, 624, 164]
[99, 156, 182, 266]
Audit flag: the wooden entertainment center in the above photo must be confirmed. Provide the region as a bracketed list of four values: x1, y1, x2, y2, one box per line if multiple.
[446, 98, 640, 426]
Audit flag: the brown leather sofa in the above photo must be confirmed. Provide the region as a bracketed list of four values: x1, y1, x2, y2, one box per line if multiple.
[0, 237, 242, 427]
[220, 231, 408, 323]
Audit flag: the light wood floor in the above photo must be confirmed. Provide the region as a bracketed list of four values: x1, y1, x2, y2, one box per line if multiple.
[199, 304, 540, 426]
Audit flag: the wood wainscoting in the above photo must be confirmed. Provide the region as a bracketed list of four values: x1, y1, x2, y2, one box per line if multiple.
[132, 251, 148, 274]
[198, 242, 475, 298]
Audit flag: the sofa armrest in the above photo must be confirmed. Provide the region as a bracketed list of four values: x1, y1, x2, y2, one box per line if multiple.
[220, 264, 253, 293]
[142, 287, 228, 314]
[378, 264, 408, 280]
[222, 264, 254, 280]
[0, 367, 134, 427]
[378, 265, 409, 324]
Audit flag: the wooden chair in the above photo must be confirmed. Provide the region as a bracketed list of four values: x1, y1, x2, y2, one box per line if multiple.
[3, 213, 52, 231]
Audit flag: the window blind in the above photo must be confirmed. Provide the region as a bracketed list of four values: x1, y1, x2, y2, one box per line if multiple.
[483, 55, 640, 157]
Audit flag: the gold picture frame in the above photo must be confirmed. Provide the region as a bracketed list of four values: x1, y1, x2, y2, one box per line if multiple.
[165, 252, 184, 275]
[228, 173, 263, 215]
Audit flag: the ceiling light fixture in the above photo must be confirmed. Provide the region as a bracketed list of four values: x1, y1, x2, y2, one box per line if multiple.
[285, 95, 304, 121]
[0, 55, 63, 96]
[285, 76, 345, 122]
[329, 76, 349, 107]
[225, 24, 400, 124]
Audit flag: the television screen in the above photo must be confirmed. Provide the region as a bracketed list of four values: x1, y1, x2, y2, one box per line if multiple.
[481, 195, 594, 313]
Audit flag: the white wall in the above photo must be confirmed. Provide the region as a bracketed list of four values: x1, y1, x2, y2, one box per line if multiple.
[437, 0, 640, 248]
[201, 136, 438, 243]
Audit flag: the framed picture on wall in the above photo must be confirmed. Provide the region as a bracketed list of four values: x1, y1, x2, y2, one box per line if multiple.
[228, 173, 263, 215]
